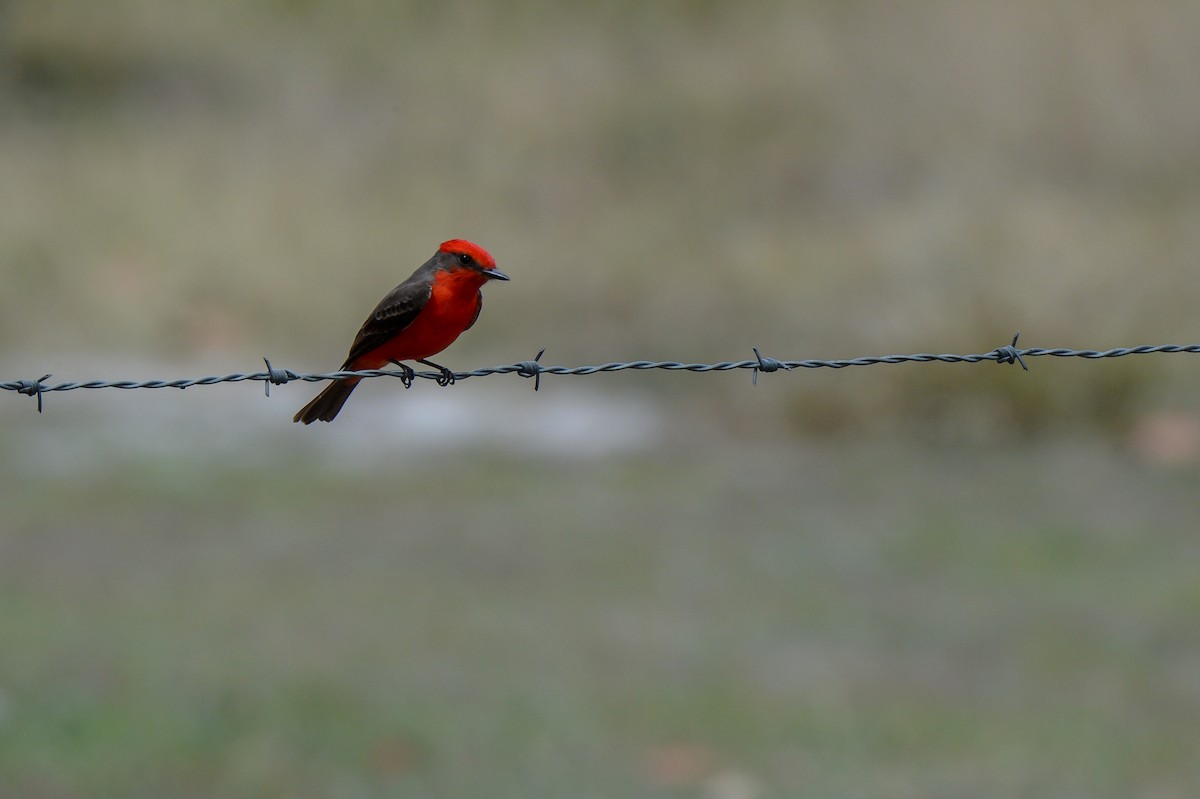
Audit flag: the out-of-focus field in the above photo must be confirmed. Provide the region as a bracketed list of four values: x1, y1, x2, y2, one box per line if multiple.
[2, 1, 1200, 796]
[3, 439, 1200, 798]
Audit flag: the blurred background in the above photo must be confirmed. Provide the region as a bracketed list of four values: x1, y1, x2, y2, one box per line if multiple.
[2, 1, 1199, 796]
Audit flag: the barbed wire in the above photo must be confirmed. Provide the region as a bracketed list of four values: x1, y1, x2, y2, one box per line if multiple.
[3, 333, 1200, 413]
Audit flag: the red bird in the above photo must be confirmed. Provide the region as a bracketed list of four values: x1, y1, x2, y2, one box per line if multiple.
[294, 239, 509, 424]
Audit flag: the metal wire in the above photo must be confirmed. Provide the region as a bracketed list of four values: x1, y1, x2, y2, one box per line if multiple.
[4, 333, 1200, 413]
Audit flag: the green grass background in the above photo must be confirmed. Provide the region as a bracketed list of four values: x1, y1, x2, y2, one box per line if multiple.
[1, 1, 1199, 796]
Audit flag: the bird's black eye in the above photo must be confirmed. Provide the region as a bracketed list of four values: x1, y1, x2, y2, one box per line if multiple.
[457, 253, 473, 266]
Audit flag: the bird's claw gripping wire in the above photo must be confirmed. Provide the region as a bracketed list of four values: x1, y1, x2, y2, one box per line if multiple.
[418, 359, 456, 387]
[17, 374, 51, 413]
[388, 361, 416, 388]
[752, 347, 791, 385]
[517, 348, 546, 391]
[993, 332, 1029, 371]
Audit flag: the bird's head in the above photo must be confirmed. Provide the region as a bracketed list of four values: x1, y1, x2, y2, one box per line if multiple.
[437, 239, 509, 281]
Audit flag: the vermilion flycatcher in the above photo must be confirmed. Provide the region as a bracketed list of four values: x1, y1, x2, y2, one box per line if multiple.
[293, 239, 509, 424]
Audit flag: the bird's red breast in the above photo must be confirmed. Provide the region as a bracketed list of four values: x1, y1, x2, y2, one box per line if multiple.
[350, 267, 487, 369]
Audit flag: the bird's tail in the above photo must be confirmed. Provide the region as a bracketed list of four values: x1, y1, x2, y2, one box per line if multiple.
[293, 377, 360, 424]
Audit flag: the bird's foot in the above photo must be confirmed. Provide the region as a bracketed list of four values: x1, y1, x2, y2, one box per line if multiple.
[418, 359, 457, 387]
[389, 361, 416, 388]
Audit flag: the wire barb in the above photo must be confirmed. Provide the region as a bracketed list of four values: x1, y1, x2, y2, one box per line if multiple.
[261, 357, 294, 397]
[517, 348, 546, 391]
[16, 374, 52, 413]
[751, 347, 791, 385]
[993, 331, 1029, 371]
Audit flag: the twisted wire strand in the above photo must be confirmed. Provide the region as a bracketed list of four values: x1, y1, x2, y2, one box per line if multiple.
[4, 336, 1200, 413]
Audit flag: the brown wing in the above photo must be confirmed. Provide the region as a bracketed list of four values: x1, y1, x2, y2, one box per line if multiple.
[341, 275, 433, 367]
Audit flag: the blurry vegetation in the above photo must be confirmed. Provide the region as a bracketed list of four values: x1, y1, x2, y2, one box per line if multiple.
[1, 0, 1198, 436]
[2, 442, 1199, 796]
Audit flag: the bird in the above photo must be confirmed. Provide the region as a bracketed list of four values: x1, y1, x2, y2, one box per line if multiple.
[293, 239, 509, 424]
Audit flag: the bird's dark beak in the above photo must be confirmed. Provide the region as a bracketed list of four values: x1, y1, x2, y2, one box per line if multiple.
[486, 268, 510, 281]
